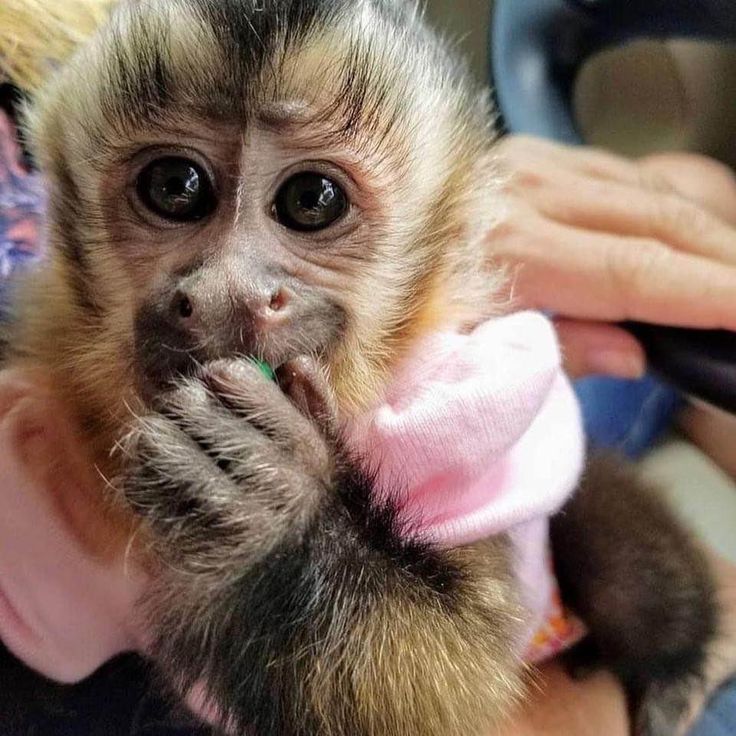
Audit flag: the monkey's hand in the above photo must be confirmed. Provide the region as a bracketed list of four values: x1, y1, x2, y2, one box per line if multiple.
[124, 356, 336, 574]
[121, 357, 523, 736]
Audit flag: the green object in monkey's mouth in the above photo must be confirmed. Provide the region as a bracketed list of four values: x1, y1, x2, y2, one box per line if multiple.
[253, 359, 277, 382]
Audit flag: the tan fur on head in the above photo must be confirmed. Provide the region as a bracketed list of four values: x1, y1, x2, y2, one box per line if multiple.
[10, 0, 506, 444]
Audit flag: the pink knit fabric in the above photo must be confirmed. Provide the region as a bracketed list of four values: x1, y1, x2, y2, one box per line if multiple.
[0, 311, 585, 688]
[347, 311, 586, 653]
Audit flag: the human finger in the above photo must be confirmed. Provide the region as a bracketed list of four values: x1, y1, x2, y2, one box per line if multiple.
[497, 135, 648, 187]
[554, 319, 646, 380]
[520, 173, 736, 266]
[498, 136, 736, 225]
[490, 215, 736, 330]
[640, 153, 736, 227]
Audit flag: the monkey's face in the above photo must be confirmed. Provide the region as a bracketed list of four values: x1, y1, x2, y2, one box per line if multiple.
[119, 123, 370, 403]
[29, 0, 500, 425]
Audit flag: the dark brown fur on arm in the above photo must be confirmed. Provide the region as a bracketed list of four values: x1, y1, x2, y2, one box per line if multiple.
[551, 455, 718, 735]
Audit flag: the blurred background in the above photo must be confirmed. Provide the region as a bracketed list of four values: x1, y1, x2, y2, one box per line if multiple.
[425, 0, 736, 168]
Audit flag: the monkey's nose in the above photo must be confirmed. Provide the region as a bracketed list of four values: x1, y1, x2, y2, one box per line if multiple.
[172, 287, 291, 332]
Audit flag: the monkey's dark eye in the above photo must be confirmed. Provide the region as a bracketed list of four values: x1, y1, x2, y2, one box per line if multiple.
[136, 157, 215, 222]
[273, 172, 347, 232]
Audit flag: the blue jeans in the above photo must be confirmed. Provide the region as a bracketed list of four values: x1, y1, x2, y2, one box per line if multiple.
[691, 681, 736, 736]
[576, 375, 735, 734]
[575, 374, 683, 460]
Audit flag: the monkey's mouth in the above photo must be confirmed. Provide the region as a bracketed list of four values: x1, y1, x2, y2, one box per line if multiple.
[132, 314, 332, 406]
[132, 303, 341, 406]
[135, 345, 298, 406]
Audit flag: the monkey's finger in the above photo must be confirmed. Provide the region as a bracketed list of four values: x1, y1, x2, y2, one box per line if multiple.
[128, 414, 314, 565]
[197, 363, 332, 479]
[517, 173, 736, 266]
[277, 356, 338, 439]
[126, 414, 243, 535]
[492, 217, 736, 332]
[157, 374, 300, 470]
[554, 320, 646, 380]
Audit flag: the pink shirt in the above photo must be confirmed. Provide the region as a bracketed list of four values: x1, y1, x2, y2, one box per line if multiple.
[0, 311, 585, 685]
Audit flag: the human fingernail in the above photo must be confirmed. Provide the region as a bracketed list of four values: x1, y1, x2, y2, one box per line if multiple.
[586, 349, 646, 379]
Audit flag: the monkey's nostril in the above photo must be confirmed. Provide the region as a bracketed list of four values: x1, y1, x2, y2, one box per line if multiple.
[178, 295, 194, 319]
[269, 290, 288, 312]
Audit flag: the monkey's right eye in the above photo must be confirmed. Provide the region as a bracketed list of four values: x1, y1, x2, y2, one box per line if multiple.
[136, 157, 216, 222]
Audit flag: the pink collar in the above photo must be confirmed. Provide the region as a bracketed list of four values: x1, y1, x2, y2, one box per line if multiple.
[348, 311, 585, 547]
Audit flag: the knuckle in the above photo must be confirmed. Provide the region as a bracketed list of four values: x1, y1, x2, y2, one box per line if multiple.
[494, 197, 533, 233]
[130, 415, 174, 454]
[166, 377, 210, 409]
[490, 207, 545, 259]
[495, 134, 533, 159]
[497, 140, 551, 189]
[208, 357, 261, 385]
[605, 241, 667, 304]
[636, 165, 676, 195]
[507, 166, 548, 193]
[652, 195, 707, 239]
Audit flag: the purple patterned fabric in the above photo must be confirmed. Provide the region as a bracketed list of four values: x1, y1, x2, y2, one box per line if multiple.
[0, 110, 44, 289]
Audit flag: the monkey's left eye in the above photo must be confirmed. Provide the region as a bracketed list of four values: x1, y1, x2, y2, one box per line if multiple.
[136, 157, 216, 222]
[273, 172, 348, 232]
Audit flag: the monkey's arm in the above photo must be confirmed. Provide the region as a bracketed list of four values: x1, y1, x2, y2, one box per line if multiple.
[123, 357, 524, 736]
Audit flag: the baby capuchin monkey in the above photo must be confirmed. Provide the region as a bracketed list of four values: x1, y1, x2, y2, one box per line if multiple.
[0, 1, 720, 735]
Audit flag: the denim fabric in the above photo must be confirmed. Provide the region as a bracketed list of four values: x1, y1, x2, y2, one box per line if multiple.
[575, 375, 684, 459]
[691, 680, 736, 736]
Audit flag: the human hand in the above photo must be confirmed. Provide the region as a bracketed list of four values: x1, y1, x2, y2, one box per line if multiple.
[492, 136, 736, 379]
[0, 368, 144, 683]
[494, 662, 628, 736]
